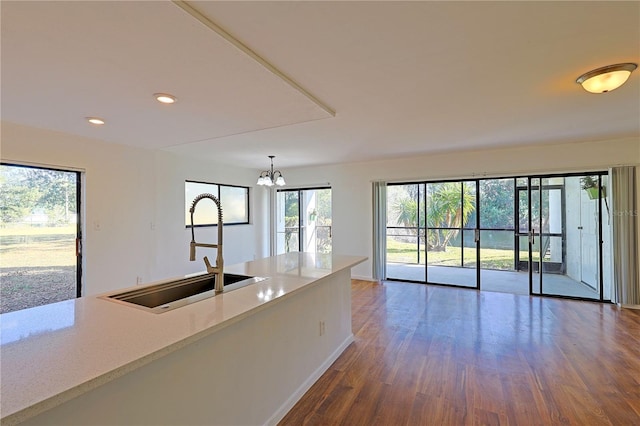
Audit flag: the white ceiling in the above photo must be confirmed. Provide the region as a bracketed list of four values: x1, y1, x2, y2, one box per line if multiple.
[2, 1, 639, 169]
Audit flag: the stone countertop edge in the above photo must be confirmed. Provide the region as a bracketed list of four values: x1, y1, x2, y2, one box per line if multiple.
[0, 253, 367, 426]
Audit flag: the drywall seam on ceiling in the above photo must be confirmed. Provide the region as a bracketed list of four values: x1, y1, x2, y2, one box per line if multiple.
[172, 0, 336, 118]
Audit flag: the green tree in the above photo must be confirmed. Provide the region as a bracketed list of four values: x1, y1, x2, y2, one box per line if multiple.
[0, 165, 77, 224]
[479, 179, 514, 229]
[284, 191, 298, 217]
[315, 189, 331, 226]
[283, 191, 299, 252]
[392, 183, 475, 252]
[427, 183, 475, 251]
[314, 189, 332, 253]
[393, 197, 418, 227]
[389, 184, 421, 228]
[0, 171, 39, 223]
[23, 168, 76, 221]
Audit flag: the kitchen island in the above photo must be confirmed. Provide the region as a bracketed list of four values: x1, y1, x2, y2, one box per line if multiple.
[0, 252, 366, 425]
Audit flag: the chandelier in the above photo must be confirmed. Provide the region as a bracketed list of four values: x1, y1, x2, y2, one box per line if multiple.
[257, 155, 286, 187]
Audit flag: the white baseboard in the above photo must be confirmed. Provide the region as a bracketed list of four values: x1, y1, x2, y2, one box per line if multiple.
[351, 274, 376, 282]
[266, 333, 355, 426]
[619, 303, 640, 310]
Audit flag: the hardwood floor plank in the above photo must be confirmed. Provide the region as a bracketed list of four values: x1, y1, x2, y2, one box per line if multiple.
[341, 381, 384, 426]
[280, 369, 343, 425]
[501, 371, 549, 425]
[279, 280, 640, 425]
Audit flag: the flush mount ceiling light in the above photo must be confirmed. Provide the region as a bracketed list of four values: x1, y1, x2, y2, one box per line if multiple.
[257, 155, 286, 187]
[576, 63, 637, 93]
[154, 93, 177, 104]
[86, 117, 105, 125]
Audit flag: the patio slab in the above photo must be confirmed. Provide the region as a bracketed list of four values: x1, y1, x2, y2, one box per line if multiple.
[386, 263, 600, 299]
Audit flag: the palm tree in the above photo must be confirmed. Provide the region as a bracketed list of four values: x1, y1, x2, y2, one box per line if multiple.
[391, 183, 475, 252]
[427, 183, 475, 251]
[392, 197, 418, 228]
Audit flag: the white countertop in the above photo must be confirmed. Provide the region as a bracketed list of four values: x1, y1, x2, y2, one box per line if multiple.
[0, 253, 366, 425]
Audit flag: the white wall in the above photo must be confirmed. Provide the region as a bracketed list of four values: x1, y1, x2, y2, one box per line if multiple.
[2, 121, 638, 288]
[151, 150, 269, 281]
[1, 122, 269, 295]
[280, 137, 640, 280]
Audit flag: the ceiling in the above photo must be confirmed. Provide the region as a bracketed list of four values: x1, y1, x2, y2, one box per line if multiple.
[2, 1, 639, 169]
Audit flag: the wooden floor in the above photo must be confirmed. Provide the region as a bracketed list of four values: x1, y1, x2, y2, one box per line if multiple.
[279, 280, 640, 425]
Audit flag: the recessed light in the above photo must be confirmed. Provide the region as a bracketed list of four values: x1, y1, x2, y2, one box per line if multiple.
[154, 93, 177, 104]
[86, 117, 105, 125]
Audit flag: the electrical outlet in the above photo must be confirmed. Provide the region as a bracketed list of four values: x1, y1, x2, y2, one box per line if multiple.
[136, 276, 143, 285]
[93, 220, 101, 231]
[319, 321, 326, 336]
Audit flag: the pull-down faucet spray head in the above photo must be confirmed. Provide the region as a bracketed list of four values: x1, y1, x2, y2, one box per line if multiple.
[189, 242, 196, 261]
[189, 207, 198, 261]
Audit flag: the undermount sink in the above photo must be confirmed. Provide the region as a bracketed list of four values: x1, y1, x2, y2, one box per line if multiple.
[100, 273, 267, 313]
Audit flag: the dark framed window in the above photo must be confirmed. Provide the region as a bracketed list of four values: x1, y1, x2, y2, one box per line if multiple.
[185, 180, 249, 227]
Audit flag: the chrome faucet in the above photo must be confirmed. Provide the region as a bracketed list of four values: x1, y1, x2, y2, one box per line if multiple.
[189, 193, 224, 293]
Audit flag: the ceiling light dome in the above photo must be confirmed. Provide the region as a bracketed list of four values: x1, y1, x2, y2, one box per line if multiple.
[154, 93, 177, 104]
[576, 63, 637, 94]
[86, 117, 105, 125]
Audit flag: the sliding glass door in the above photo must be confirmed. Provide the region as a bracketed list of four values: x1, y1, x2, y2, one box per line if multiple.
[478, 178, 519, 293]
[384, 172, 610, 301]
[386, 181, 477, 287]
[386, 184, 422, 281]
[276, 187, 332, 254]
[0, 163, 82, 313]
[425, 181, 477, 288]
[526, 175, 605, 300]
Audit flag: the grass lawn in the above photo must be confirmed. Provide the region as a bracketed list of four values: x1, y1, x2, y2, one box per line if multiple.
[1, 224, 77, 313]
[1, 225, 76, 267]
[387, 238, 539, 270]
[0, 224, 76, 236]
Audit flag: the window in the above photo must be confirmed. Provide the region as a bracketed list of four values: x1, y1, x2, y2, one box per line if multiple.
[185, 181, 249, 226]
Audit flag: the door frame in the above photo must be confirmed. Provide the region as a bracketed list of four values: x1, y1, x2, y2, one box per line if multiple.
[275, 186, 331, 254]
[525, 173, 607, 299]
[385, 171, 609, 302]
[0, 162, 83, 300]
[516, 182, 566, 274]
